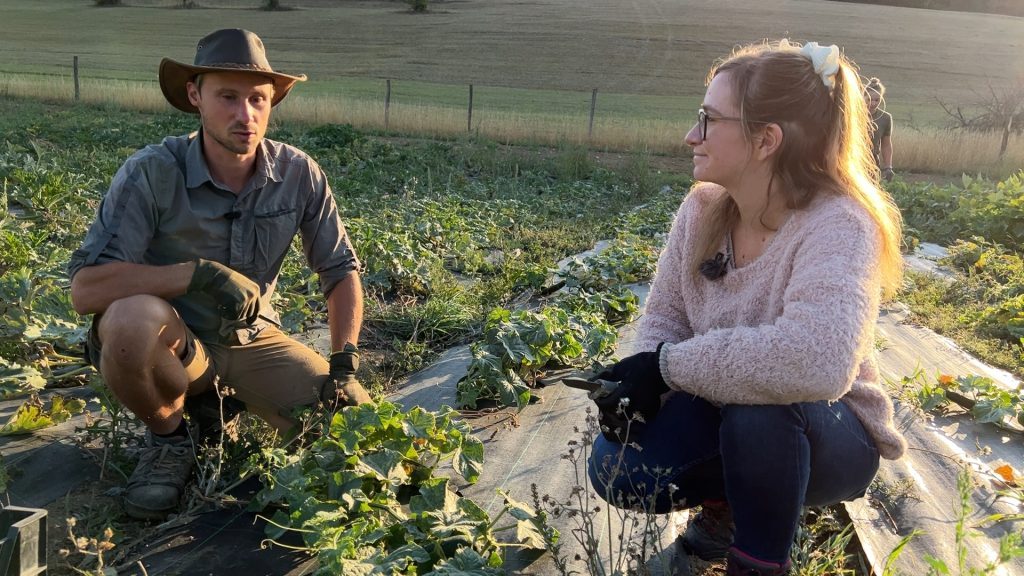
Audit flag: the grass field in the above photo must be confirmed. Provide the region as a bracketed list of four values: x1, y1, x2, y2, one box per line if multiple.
[3, 0, 1023, 119]
[1, 0, 1023, 173]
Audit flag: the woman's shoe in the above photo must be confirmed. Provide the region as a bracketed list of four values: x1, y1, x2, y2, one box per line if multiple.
[680, 500, 735, 560]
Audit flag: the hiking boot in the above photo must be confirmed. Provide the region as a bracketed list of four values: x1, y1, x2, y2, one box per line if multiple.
[184, 390, 245, 444]
[680, 500, 735, 560]
[124, 431, 195, 520]
[669, 541, 693, 576]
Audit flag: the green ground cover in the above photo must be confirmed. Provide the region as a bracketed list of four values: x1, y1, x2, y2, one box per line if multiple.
[892, 173, 1024, 379]
[0, 94, 694, 573]
[3, 94, 1023, 574]
[0, 95, 689, 398]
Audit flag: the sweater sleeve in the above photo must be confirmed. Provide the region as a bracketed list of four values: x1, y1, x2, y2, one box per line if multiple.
[662, 201, 882, 405]
[635, 192, 697, 352]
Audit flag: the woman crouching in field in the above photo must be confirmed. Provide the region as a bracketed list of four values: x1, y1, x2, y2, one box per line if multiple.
[585, 40, 907, 575]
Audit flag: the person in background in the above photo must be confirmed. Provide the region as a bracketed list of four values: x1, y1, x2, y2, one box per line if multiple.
[585, 40, 906, 575]
[68, 29, 371, 520]
[866, 77, 895, 181]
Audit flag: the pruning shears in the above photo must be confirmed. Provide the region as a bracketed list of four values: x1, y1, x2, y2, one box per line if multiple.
[539, 370, 620, 400]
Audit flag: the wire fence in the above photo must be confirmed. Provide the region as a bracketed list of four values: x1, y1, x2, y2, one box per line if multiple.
[0, 55, 692, 153]
[2, 56, 1023, 177]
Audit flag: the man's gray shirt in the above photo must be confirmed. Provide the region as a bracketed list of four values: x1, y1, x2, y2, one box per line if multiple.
[68, 133, 359, 343]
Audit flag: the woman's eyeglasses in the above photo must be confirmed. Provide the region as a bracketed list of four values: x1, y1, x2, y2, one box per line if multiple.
[696, 108, 769, 141]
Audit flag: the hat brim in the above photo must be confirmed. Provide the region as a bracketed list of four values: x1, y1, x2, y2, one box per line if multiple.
[159, 58, 306, 114]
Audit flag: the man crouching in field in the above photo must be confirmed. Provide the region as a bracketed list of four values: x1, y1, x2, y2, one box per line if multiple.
[67, 28, 371, 520]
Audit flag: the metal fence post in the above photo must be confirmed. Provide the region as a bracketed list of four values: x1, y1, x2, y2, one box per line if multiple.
[384, 79, 391, 130]
[73, 56, 80, 101]
[588, 88, 598, 139]
[467, 84, 474, 133]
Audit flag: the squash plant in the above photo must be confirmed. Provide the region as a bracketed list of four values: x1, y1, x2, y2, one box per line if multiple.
[252, 401, 552, 574]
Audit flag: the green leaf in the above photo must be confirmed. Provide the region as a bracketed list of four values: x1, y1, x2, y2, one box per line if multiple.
[917, 383, 949, 412]
[0, 393, 85, 435]
[495, 370, 531, 409]
[0, 401, 52, 432]
[425, 547, 502, 575]
[357, 449, 408, 483]
[881, 529, 922, 575]
[410, 477, 456, 514]
[403, 407, 436, 438]
[0, 358, 46, 399]
[923, 555, 950, 574]
[498, 490, 551, 550]
[378, 542, 431, 570]
[452, 434, 484, 484]
[972, 392, 1016, 423]
[514, 517, 547, 550]
[263, 509, 295, 541]
[496, 329, 535, 365]
[456, 498, 490, 523]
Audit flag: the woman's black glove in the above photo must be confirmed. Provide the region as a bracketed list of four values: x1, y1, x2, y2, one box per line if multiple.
[591, 343, 669, 438]
[188, 259, 261, 325]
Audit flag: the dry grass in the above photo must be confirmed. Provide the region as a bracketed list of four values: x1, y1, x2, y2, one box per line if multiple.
[896, 129, 1024, 178]
[0, 75, 167, 113]
[0, 73, 690, 153]
[5, 72, 1021, 177]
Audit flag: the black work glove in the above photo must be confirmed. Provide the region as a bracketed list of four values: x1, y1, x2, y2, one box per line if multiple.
[188, 259, 261, 326]
[320, 343, 372, 408]
[882, 167, 895, 182]
[591, 343, 670, 442]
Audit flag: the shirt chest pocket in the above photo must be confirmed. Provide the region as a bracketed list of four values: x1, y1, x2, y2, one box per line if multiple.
[253, 207, 299, 271]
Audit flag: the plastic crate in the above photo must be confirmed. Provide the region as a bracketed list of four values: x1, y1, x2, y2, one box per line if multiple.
[0, 506, 47, 576]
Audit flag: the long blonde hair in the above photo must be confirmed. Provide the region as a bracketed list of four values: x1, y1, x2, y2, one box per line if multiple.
[691, 40, 903, 298]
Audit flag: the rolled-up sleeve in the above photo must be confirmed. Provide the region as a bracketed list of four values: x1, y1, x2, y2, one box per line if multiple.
[299, 164, 359, 297]
[67, 161, 157, 280]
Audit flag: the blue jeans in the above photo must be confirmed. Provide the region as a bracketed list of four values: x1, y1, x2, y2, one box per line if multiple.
[587, 393, 879, 563]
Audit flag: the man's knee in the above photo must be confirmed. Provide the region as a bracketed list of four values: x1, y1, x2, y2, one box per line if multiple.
[97, 295, 186, 368]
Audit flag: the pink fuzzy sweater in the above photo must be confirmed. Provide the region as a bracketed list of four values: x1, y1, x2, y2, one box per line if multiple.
[641, 183, 907, 460]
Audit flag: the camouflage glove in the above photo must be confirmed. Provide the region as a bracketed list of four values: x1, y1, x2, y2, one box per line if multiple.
[187, 259, 261, 325]
[321, 343, 372, 407]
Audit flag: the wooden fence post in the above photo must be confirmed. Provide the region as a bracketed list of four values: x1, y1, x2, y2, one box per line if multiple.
[385, 79, 391, 131]
[467, 84, 474, 133]
[588, 88, 598, 140]
[999, 113, 1013, 159]
[73, 56, 80, 101]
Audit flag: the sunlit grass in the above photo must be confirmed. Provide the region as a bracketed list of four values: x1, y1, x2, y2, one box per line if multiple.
[897, 129, 1024, 178]
[278, 92, 690, 153]
[1, 73, 692, 153]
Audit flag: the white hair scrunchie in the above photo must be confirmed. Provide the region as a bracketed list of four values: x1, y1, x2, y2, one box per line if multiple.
[797, 41, 841, 90]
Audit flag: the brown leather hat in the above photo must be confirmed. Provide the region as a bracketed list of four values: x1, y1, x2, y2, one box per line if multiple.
[159, 28, 306, 114]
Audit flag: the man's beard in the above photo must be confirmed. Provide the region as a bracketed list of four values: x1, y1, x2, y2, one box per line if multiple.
[210, 124, 255, 155]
